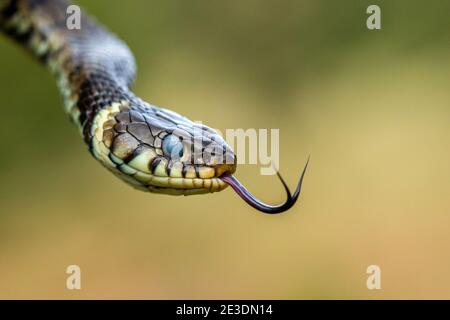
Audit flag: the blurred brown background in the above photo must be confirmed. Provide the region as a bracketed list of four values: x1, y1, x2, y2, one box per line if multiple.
[0, 0, 450, 299]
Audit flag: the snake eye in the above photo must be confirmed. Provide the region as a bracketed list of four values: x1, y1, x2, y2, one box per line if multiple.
[162, 134, 184, 159]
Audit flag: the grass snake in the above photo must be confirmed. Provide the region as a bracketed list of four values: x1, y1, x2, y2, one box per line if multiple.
[0, 0, 308, 214]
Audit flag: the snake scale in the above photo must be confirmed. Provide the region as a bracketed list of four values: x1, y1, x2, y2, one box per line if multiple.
[0, 0, 308, 214]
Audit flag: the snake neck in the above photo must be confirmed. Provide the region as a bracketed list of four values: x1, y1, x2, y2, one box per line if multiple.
[0, 0, 138, 142]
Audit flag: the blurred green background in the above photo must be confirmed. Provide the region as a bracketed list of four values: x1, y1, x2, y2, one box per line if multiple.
[1, 0, 450, 299]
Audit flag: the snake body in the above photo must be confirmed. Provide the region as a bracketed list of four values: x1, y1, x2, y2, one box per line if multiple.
[0, 0, 307, 213]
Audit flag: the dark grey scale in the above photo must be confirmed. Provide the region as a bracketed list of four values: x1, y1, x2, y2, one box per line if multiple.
[156, 108, 188, 124]
[78, 110, 89, 130]
[90, 70, 111, 83]
[126, 122, 155, 146]
[134, 100, 155, 112]
[98, 92, 108, 102]
[143, 114, 175, 137]
[88, 90, 101, 102]
[113, 123, 126, 133]
[208, 134, 220, 142]
[115, 111, 130, 123]
[201, 137, 214, 148]
[96, 100, 107, 110]
[77, 79, 95, 127]
[81, 95, 94, 107]
[196, 133, 213, 151]
[202, 144, 221, 163]
[95, 76, 108, 88]
[80, 99, 98, 128]
[155, 111, 179, 125]
[171, 126, 192, 140]
[175, 124, 194, 135]
[129, 109, 145, 123]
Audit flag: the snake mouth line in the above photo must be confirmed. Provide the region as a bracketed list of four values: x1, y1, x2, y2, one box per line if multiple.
[148, 185, 222, 196]
[219, 157, 310, 214]
[122, 172, 229, 195]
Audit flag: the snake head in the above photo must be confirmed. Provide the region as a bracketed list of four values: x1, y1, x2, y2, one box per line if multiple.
[91, 102, 307, 214]
[91, 102, 237, 195]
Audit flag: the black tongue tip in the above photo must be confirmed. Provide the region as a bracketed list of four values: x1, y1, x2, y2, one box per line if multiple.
[220, 158, 309, 214]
